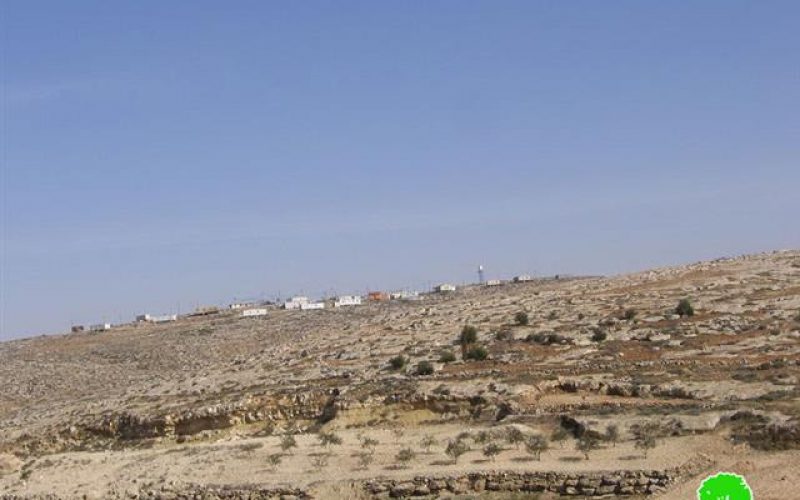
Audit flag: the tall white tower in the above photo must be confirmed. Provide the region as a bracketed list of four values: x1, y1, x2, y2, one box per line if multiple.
[478, 265, 485, 284]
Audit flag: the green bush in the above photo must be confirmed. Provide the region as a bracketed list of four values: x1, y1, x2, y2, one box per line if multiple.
[591, 329, 607, 342]
[439, 350, 456, 363]
[676, 298, 694, 317]
[445, 439, 470, 464]
[318, 432, 343, 447]
[415, 360, 434, 376]
[460, 325, 478, 345]
[482, 442, 502, 462]
[395, 447, 416, 467]
[464, 345, 488, 361]
[389, 355, 407, 370]
[514, 311, 529, 326]
[525, 434, 549, 460]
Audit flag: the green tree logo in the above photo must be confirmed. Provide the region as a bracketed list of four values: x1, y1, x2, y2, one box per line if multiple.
[697, 472, 753, 500]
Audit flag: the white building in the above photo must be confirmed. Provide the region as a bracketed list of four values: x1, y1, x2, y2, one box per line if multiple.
[435, 283, 456, 293]
[152, 314, 177, 323]
[513, 274, 533, 283]
[229, 303, 249, 310]
[136, 313, 176, 323]
[334, 295, 362, 307]
[283, 296, 309, 310]
[391, 290, 420, 300]
[486, 279, 502, 286]
[90, 323, 111, 332]
[300, 302, 325, 310]
[242, 308, 268, 317]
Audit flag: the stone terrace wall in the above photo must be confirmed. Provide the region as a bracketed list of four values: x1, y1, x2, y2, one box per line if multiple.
[366, 470, 674, 497]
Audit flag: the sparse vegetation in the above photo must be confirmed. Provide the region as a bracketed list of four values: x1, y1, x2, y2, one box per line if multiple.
[392, 428, 405, 439]
[445, 439, 470, 464]
[482, 442, 502, 462]
[505, 427, 525, 450]
[474, 430, 492, 444]
[389, 355, 407, 370]
[360, 436, 379, 452]
[415, 360, 434, 376]
[266, 453, 282, 472]
[551, 428, 569, 448]
[355, 451, 373, 470]
[676, 298, 695, 317]
[623, 309, 637, 321]
[395, 447, 416, 468]
[632, 422, 660, 458]
[591, 329, 608, 342]
[464, 345, 488, 361]
[524, 435, 548, 460]
[280, 434, 298, 453]
[439, 350, 456, 363]
[514, 311, 529, 326]
[318, 432, 343, 448]
[604, 424, 619, 448]
[420, 434, 437, 453]
[460, 325, 478, 345]
[576, 434, 600, 460]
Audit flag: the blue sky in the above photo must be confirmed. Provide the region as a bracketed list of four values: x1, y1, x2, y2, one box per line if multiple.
[2, 1, 798, 339]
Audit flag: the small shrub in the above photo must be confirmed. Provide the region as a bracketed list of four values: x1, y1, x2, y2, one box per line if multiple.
[547, 311, 558, 320]
[676, 298, 694, 317]
[505, 427, 525, 450]
[395, 447, 416, 467]
[632, 422, 660, 458]
[482, 442, 502, 462]
[464, 345, 488, 361]
[445, 439, 470, 464]
[495, 329, 513, 341]
[280, 434, 298, 453]
[460, 325, 478, 345]
[389, 355, 407, 370]
[360, 436, 379, 451]
[514, 312, 529, 326]
[392, 428, 405, 439]
[525, 435, 548, 460]
[576, 434, 600, 460]
[474, 430, 492, 444]
[355, 451, 373, 469]
[415, 360, 434, 376]
[591, 329, 607, 342]
[420, 434, 437, 453]
[439, 350, 456, 363]
[623, 309, 637, 321]
[318, 432, 343, 447]
[266, 453, 282, 472]
[239, 442, 263, 455]
[551, 427, 569, 448]
[604, 424, 619, 448]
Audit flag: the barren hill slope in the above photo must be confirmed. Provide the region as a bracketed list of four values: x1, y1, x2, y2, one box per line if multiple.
[1, 250, 799, 499]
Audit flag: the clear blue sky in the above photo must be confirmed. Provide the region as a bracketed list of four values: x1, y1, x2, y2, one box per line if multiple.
[2, 1, 798, 339]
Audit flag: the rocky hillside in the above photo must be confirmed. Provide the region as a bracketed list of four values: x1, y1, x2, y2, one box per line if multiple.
[0, 250, 798, 498]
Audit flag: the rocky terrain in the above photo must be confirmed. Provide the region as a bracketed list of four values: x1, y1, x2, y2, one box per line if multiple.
[1, 249, 799, 499]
